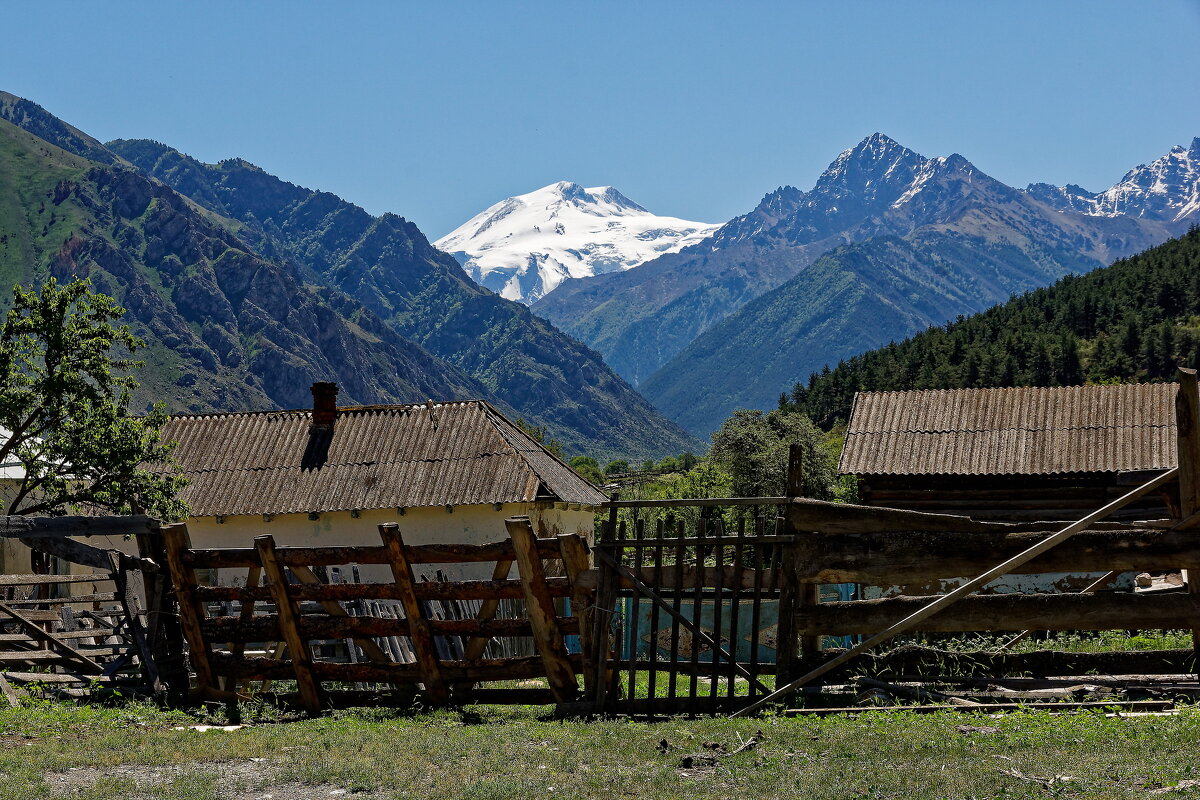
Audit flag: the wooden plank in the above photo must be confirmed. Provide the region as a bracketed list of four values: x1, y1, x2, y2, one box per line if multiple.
[193, 577, 574, 603]
[200, 612, 580, 641]
[185, 539, 564, 570]
[788, 498, 1151, 535]
[0, 673, 19, 707]
[255, 535, 323, 713]
[0, 515, 159, 539]
[794, 527, 1199, 585]
[0, 602, 104, 674]
[161, 523, 216, 696]
[289, 565, 392, 664]
[735, 467, 1180, 717]
[108, 551, 163, 698]
[378, 524, 449, 706]
[461, 559, 513, 661]
[785, 700, 1174, 717]
[787, 444, 821, 678]
[0, 573, 113, 587]
[136, 526, 186, 705]
[209, 652, 584, 684]
[507, 517, 579, 703]
[1175, 367, 1200, 680]
[798, 590, 1194, 636]
[557, 533, 594, 696]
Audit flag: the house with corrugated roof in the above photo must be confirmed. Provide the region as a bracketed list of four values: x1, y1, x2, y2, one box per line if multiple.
[839, 383, 1178, 522]
[154, 383, 607, 583]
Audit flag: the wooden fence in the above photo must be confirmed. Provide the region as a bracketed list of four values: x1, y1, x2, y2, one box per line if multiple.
[0, 515, 180, 704]
[162, 517, 592, 712]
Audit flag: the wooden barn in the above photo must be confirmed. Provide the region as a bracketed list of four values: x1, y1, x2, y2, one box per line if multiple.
[839, 383, 1179, 522]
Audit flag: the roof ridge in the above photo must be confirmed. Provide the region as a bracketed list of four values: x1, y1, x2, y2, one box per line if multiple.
[165, 399, 490, 420]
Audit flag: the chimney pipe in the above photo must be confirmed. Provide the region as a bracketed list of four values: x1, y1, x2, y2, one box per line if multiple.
[311, 382, 338, 428]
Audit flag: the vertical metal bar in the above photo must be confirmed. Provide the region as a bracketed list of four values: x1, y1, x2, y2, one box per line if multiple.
[709, 518, 725, 714]
[727, 517, 745, 703]
[647, 518, 664, 719]
[668, 518, 685, 706]
[627, 518, 644, 705]
[688, 517, 706, 708]
[611, 519, 627, 704]
[749, 516, 765, 699]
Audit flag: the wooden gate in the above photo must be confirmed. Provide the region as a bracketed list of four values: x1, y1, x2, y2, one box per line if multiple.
[584, 503, 797, 715]
[162, 516, 591, 712]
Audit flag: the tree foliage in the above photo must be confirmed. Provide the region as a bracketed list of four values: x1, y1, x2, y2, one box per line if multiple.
[0, 277, 187, 518]
[783, 228, 1200, 427]
[708, 409, 837, 500]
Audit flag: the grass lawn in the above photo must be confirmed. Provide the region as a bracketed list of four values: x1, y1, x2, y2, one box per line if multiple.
[2, 699, 1200, 800]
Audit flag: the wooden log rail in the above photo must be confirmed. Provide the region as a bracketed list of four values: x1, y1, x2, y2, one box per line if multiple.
[795, 527, 1195, 585]
[182, 540, 565, 570]
[163, 517, 593, 713]
[797, 591, 1193, 635]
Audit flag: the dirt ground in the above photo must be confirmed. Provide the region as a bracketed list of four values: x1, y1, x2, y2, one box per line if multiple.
[44, 759, 381, 799]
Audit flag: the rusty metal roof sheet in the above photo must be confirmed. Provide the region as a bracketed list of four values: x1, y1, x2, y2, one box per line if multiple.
[839, 384, 1178, 476]
[161, 400, 607, 516]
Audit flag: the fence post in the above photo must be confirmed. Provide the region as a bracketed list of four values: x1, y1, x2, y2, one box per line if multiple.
[161, 523, 215, 703]
[256, 535, 323, 714]
[589, 497, 620, 712]
[558, 532, 595, 696]
[1174, 368, 1200, 677]
[779, 443, 818, 686]
[507, 517, 579, 703]
[378, 523, 449, 706]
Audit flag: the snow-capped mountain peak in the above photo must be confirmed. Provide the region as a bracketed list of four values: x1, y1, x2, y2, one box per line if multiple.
[435, 182, 719, 303]
[1026, 138, 1200, 224]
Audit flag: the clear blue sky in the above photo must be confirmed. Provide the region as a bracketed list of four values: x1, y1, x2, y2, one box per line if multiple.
[4, 2, 1198, 237]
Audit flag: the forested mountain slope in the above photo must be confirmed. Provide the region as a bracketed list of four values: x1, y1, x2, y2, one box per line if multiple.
[782, 228, 1200, 428]
[534, 134, 1181, 394]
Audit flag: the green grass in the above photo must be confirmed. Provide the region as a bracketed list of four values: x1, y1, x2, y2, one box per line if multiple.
[3, 699, 1200, 799]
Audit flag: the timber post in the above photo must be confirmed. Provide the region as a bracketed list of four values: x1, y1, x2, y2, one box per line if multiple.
[378, 523, 450, 706]
[1174, 367, 1200, 677]
[507, 517, 579, 703]
[161, 523, 215, 702]
[557, 532, 595, 696]
[780, 443, 819, 687]
[256, 535, 323, 713]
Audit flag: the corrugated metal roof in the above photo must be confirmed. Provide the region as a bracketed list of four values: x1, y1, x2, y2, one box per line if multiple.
[839, 384, 1178, 476]
[161, 400, 607, 516]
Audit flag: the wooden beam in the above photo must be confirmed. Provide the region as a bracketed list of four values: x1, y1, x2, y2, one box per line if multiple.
[1176, 367, 1200, 679]
[184, 539, 563, 570]
[0, 673, 19, 707]
[734, 466, 1179, 717]
[785, 700, 1174, 717]
[107, 551, 163, 698]
[201, 613, 580, 642]
[161, 524, 216, 698]
[378, 524, 448, 706]
[798, 591, 1193, 636]
[0, 514, 160, 538]
[794, 527, 1198, 585]
[255, 535, 323, 713]
[0, 602, 104, 674]
[789, 497, 1019, 535]
[506, 517, 579, 703]
[193, 576, 574, 603]
[557, 533, 595, 696]
[787, 444, 821, 676]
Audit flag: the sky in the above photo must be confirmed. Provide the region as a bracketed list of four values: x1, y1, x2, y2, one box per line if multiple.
[4, 2, 1199, 237]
